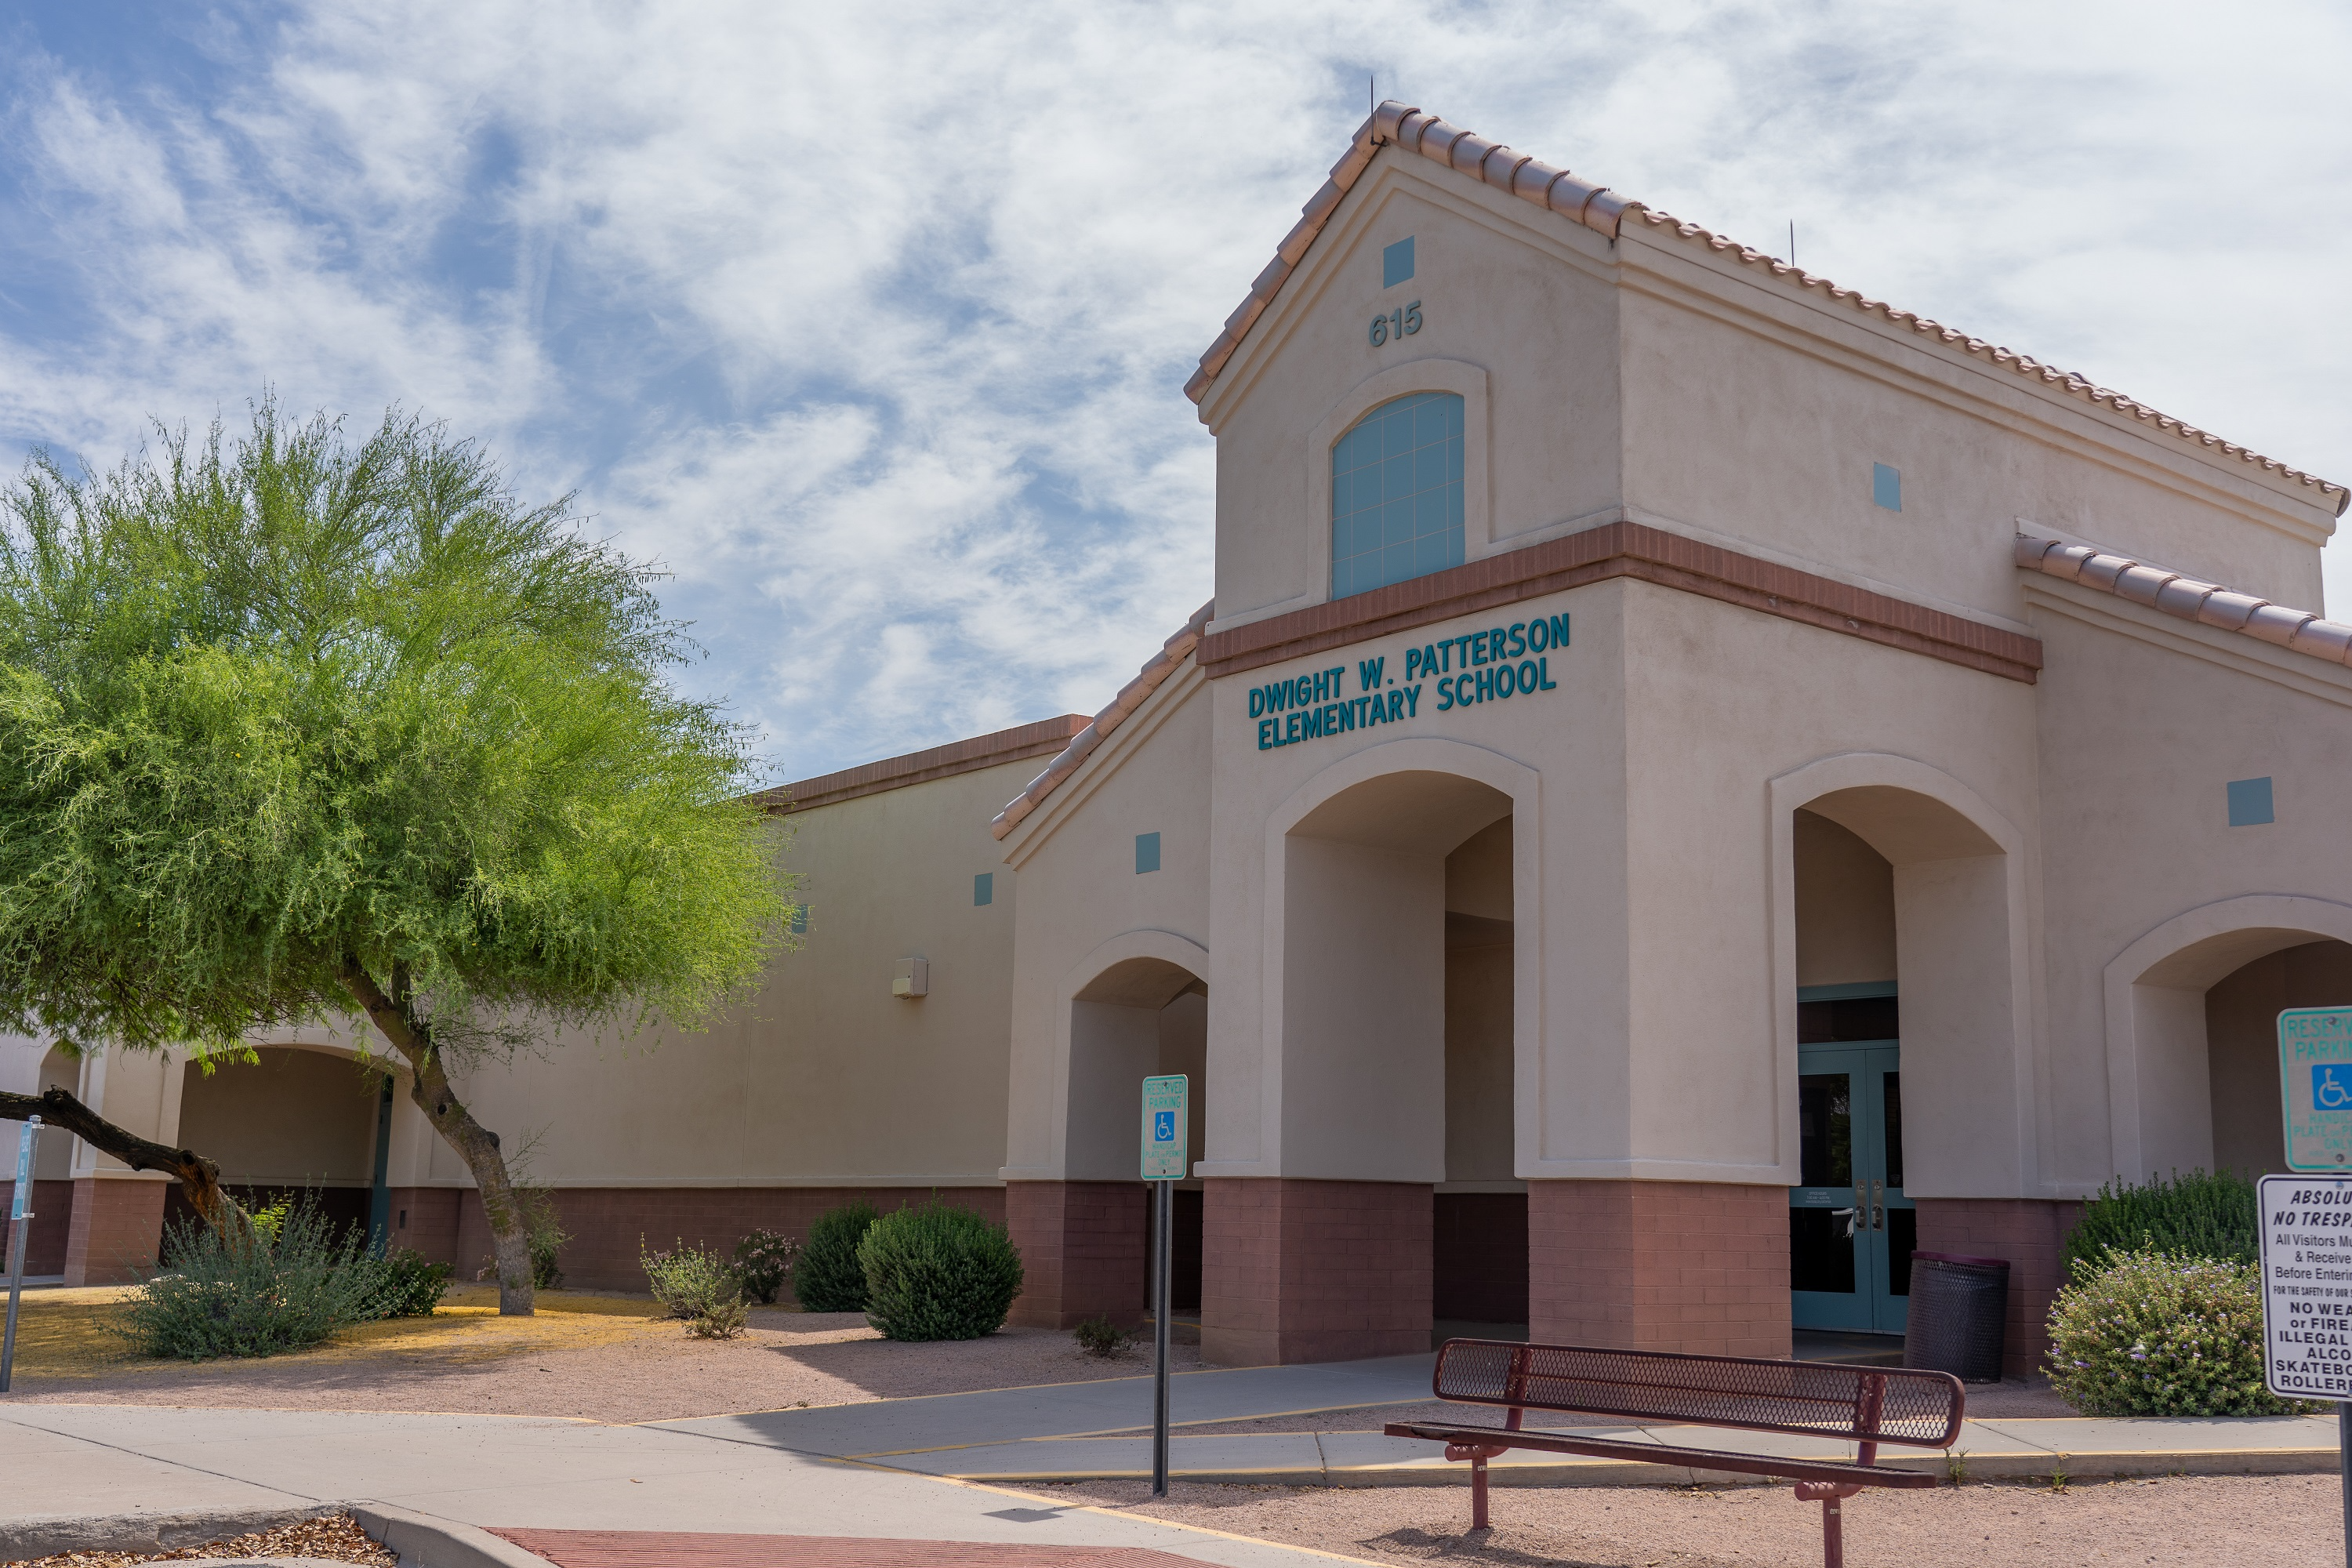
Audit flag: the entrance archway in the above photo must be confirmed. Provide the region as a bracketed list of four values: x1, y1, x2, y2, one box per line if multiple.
[165, 1045, 393, 1247]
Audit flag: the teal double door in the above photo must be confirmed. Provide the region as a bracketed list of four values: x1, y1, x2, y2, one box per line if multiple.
[1790, 1040, 1912, 1334]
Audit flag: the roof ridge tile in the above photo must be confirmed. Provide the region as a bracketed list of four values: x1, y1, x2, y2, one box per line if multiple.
[2016, 532, 2352, 669]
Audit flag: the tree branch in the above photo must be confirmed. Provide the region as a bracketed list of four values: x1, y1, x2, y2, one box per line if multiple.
[0, 1086, 234, 1227]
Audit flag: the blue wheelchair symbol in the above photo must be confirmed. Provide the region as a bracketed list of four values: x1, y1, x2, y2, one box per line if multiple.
[2315, 1065, 2352, 1111]
[1154, 1110, 1176, 1142]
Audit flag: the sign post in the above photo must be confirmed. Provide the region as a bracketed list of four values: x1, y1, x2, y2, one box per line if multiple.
[2273, 1006, 2352, 1566]
[2, 1116, 40, 1395]
[1141, 1073, 1188, 1500]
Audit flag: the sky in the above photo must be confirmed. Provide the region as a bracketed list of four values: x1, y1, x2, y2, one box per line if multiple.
[0, 2, 2345, 783]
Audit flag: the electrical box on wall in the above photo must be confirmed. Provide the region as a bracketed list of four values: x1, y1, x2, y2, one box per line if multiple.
[891, 957, 929, 998]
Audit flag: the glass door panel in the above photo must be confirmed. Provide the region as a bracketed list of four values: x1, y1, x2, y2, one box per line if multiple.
[1791, 1041, 1907, 1334]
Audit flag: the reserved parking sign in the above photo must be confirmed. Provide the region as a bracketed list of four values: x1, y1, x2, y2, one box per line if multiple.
[2281, 1008, 2352, 1171]
[1141, 1074, 1188, 1180]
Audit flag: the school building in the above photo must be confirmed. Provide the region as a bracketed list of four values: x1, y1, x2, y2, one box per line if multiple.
[7, 102, 2350, 1374]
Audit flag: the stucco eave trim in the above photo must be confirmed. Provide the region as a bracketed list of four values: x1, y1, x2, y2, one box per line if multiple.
[2020, 578, 2352, 710]
[998, 656, 1208, 868]
[1199, 520, 2042, 684]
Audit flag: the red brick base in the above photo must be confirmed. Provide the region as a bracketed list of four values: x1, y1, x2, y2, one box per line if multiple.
[1004, 1181, 1149, 1329]
[1200, 1178, 1431, 1366]
[0, 1179, 74, 1276]
[62, 1177, 169, 1285]
[1527, 1180, 1790, 1358]
[1911, 1196, 2084, 1377]
[384, 1185, 1009, 1294]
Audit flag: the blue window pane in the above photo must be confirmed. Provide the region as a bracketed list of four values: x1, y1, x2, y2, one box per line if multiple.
[1873, 463, 1902, 512]
[1383, 236, 1415, 288]
[974, 873, 993, 906]
[1330, 392, 1467, 599]
[2227, 777, 2274, 827]
[1135, 832, 1162, 874]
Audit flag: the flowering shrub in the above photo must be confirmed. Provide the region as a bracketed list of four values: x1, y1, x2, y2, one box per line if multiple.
[733, 1227, 800, 1305]
[2045, 1246, 2312, 1416]
[641, 1238, 749, 1338]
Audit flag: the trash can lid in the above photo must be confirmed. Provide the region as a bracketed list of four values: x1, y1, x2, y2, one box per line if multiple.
[1911, 1250, 2009, 1270]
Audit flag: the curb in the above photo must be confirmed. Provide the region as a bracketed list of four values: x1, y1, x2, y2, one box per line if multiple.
[351, 1503, 556, 1568]
[927, 1446, 2344, 1490]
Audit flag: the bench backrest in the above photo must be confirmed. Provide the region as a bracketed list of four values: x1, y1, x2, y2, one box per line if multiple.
[1432, 1339, 1964, 1450]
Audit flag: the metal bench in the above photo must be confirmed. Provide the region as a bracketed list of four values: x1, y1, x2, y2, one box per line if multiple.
[1384, 1339, 1965, 1568]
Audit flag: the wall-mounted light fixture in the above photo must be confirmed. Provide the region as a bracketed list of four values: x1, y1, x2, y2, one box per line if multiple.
[892, 957, 930, 998]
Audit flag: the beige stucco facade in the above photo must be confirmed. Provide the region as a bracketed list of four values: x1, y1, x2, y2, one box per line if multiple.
[20, 105, 2350, 1370]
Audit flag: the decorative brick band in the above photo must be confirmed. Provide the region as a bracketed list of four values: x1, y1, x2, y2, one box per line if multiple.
[1527, 1179, 1791, 1359]
[760, 717, 1088, 815]
[1004, 1179, 1150, 1330]
[1199, 521, 2044, 684]
[1200, 1177, 1432, 1366]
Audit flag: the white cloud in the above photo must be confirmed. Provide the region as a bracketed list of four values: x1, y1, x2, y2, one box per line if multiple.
[0, 0, 2344, 781]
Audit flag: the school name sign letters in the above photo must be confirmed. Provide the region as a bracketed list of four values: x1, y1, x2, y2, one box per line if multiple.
[1250, 612, 1568, 753]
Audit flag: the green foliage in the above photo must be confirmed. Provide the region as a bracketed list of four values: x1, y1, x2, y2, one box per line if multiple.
[379, 1247, 453, 1317]
[126, 1203, 397, 1360]
[2045, 1246, 2313, 1416]
[796, 1200, 877, 1312]
[641, 1238, 748, 1338]
[733, 1226, 800, 1305]
[518, 1184, 570, 1290]
[857, 1198, 1024, 1342]
[0, 397, 791, 1061]
[246, 1196, 294, 1247]
[1073, 1313, 1134, 1358]
[2063, 1169, 2258, 1272]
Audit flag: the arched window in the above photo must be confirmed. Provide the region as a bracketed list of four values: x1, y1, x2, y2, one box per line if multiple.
[1330, 391, 1465, 600]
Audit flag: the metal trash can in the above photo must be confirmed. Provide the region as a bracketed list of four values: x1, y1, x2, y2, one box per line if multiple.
[1903, 1250, 2009, 1383]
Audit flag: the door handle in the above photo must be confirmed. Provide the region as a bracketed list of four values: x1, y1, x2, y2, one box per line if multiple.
[1870, 1178, 1885, 1232]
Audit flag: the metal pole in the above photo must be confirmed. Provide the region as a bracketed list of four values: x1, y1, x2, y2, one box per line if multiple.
[2339, 1400, 2350, 1568]
[1152, 1178, 1172, 1498]
[2, 1117, 41, 1396]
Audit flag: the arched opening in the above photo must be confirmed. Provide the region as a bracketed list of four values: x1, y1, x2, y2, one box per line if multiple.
[1784, 780, 2021, 1350]
[165, 1046, 393, 1245]
[5, 1046, 83, 1279]
[2109, 908, 2352, 1181]
[1065, 955, 1207, 1321]
[1280, 768, 1515, 1352]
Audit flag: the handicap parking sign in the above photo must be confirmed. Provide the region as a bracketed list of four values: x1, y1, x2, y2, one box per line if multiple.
[2281, 1008, 2352, 1171]
[1141, 1075, 1188, 1180]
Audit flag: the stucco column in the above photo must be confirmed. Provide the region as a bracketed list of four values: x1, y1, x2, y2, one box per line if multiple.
[1526, 1179, 1790, 1357]
[1004, 1179, 1149, 1330]
[1200, 1177, 1432, 1365]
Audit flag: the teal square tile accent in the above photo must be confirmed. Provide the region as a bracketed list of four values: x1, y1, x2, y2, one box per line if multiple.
[974, 873, 993, 906]
[1383, 236, 1414, 288]
[789, 904, 808, 935]
[1872, 463, 1902, 511]
[2227, 777, 2274, 826]
[1135, 832, 1161, 874]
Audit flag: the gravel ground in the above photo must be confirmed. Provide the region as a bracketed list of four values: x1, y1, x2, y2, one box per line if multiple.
[5, 1308, 1196, 1425]
[3, 1512, 395, 1566]
[1037, 1474, 2342, 1567]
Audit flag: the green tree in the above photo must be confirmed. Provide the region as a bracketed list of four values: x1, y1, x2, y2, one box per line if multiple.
[0, 400, 790, 1313]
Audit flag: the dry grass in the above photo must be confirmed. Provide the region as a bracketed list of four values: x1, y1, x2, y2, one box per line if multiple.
[5, 1283, 679, 1379]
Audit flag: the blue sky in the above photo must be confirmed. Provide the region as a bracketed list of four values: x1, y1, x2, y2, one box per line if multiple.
[1, 2, 2346, 783]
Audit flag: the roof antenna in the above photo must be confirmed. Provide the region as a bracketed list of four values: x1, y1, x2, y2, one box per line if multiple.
[1370, 74, 1375, 114]
[1789, 221, 1797, 270]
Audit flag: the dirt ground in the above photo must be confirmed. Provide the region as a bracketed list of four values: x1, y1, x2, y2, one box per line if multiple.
[0, 1286, 1193, 1423]
[4, 1511, 394, 1566]
[1041, 1474, 2343, 1567]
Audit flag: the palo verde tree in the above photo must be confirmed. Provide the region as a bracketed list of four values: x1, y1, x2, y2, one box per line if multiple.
[0, 400, 790, 1313]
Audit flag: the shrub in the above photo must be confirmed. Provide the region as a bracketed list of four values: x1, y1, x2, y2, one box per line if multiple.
[858, 1198, 1024, 1342]
[1073, 1314, 1134, 1358]
[379, 1247, 454, 1318]
[2045, 1246, 2313, 1416]
[797, 1200, 879, 1312]
[2063, 1168, 2257, 1273]
[124, 1203, 397, 1361]
[474, 1185, 572, 1290]
[733, 1227, 800, 1305]
[641, 1238, 748, 1338]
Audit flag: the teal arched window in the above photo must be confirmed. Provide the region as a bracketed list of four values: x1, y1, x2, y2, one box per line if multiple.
[1330, 391, 1464, 600]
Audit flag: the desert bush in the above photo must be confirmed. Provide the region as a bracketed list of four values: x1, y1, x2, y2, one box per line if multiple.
[733, 1227, 800, 1305]
[2045, 1245, 2310, 1416]
[123, 1203, 397, 1361]
[2063, 1168, 2257, 1272]
[641, 1238, 747, 1338]
[379, 1247, 454, 1318]
[858, 1198, 1024, 1342]
[1073, 1314, 1134, 1358]
[475, 1185, 572, 1290]
[797, 1200, 878, 1312]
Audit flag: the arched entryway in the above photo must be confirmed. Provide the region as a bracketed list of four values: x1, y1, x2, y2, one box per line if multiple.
[165, 1045, 396, 1248]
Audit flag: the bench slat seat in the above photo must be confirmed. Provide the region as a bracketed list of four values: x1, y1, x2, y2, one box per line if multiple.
[1388, 1340, 1965, 1568]
[1381, 1421, 1939, 1489]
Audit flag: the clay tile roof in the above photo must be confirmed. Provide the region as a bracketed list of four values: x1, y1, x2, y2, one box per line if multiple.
[2016, 532, 2352, 666]
[758, 715, 1089, 815]
[991, 600, 1215, 840]
[1189, 102, 2347, 517]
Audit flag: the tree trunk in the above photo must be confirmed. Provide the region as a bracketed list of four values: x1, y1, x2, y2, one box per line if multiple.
[338, 960, 537, 1316]
[0, 1085, 240, 1232]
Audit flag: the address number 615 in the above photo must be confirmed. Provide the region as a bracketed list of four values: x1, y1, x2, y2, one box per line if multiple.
[1370, 301, 1423, 347]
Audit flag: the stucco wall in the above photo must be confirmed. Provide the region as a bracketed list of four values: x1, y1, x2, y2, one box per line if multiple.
[1793, 811, 1898, 989]
[176, 1047, 380, 1186]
